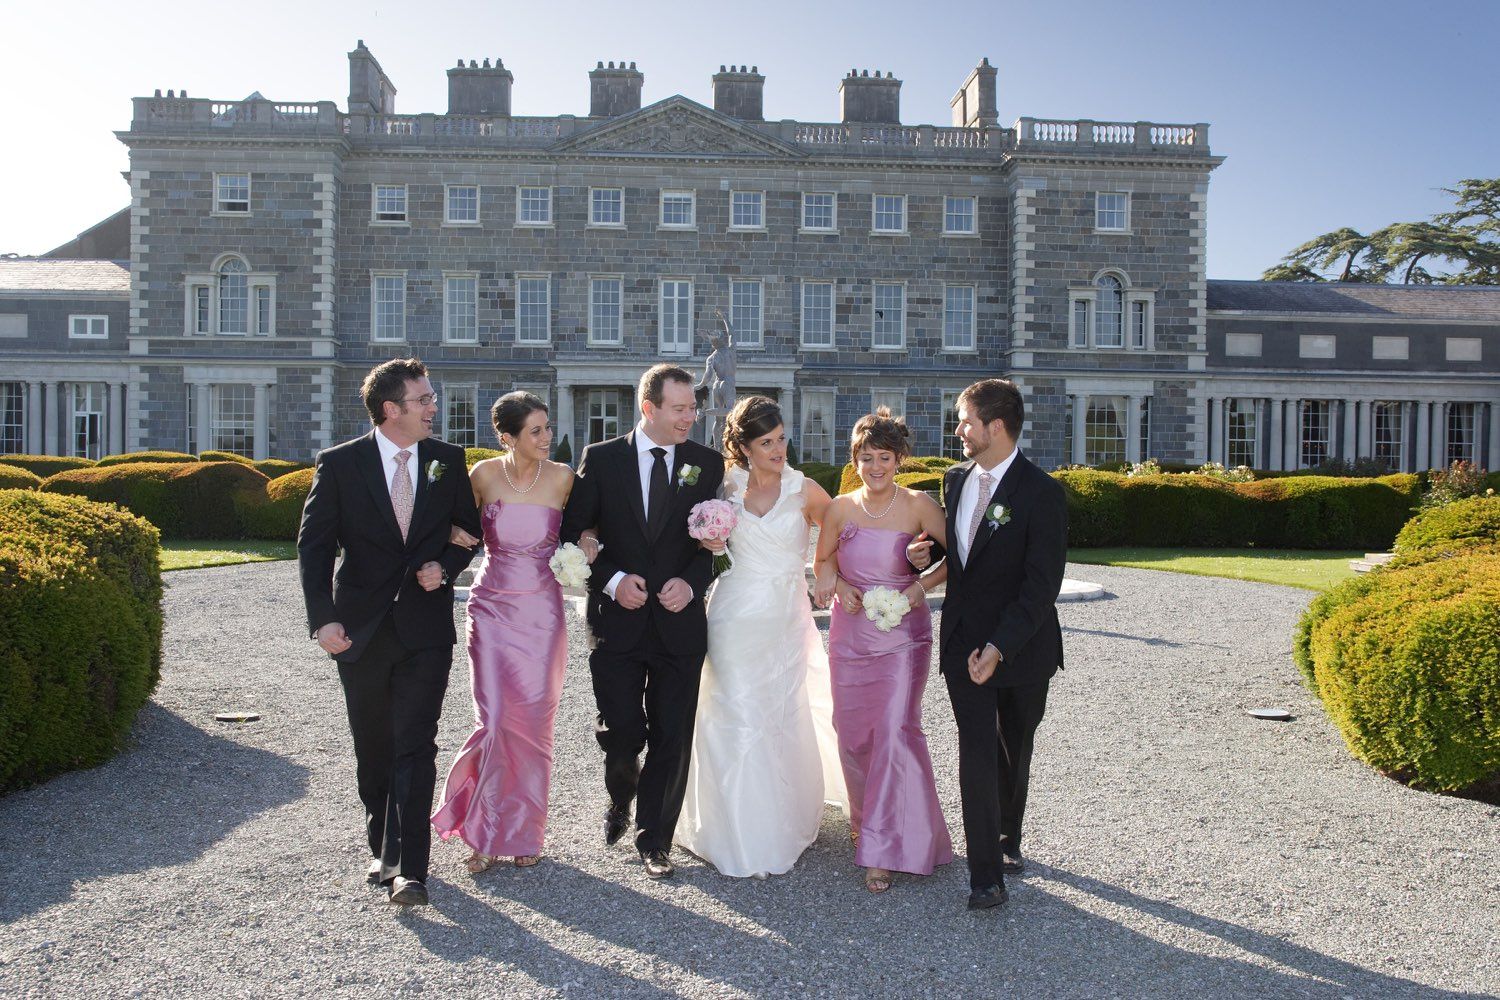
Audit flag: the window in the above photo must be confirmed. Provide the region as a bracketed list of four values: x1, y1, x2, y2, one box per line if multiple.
[372, 273, 406, 342]
[194, 286, 211, 335]
[211, 384, 255, 457]
[1226, 398, 1258, 468]
[871, 389, 906, 421]
[70, 383, 105, 460]
[1071, 298, 1091, 349]
[442, 384, 478, 447]
[1447, 403, 1478, 464]
[373, 184, 407, 223]
[941, 389, 964, 460]
[255, 287, 272, 336]
[1095, 275, 1123, 348]
[1140, 396, 1152, 460]
[943, 285, 975, 351]
[0, 382, 23, 454]
[218, 258, 249, 335]
[730, 191, 764, 229]
[800, 389, 836, 464]
[1299, 400, 1331, 468]
[215, 173, 250, 214]
[802, 192, 836, 231]
[1373, 402, 1403, 471]
[1096, 192, 1128, 232]
[661, 190, 695, 228]
[588, 389, 622, 444]
[589, 277, 624, 345]
[1070, 273, 1148, 350]
[872, 283, 905, 349]
[69, 315, 108, 339]
[517, 186, 552, 225]
[516, 274, 550, 345]
[1085, 397, 1126, 466]
[445, 185, 479, 224]
[1130, 300, 1149, 349]
[801, 281, 834, 348]
[444, 274, 478, 344]
[943, 196, 976, 235]
[591, 188, 623, 226]
[659, 279, 692, 354]
[730, 280, 763, 347]
[872, 194, 906, 234]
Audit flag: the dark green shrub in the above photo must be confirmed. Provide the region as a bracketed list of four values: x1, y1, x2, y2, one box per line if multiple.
[466, 446, 504, 466]
[921, 456, 958, 471]
[1238, 475, 1418, 549]
[1053, 470, 1128, 547]
[1395, 495, 1500, 553]
[41, 462, 271, 540]
[95, 450, 198, 467]
[1115, 474, 1254, 547]
[252, 458, 308, 478]
[785, 441, 799, 467]
[199, 450, 254, 465]
[0, 490, 162, 792]
[0, 455, 95, 478]
[797, 461, 842, 496]
[553, 435, 572, 465]
[243, 467, 314, 541]
[895, 471, 943, 500]
[0, 466, 42, 491]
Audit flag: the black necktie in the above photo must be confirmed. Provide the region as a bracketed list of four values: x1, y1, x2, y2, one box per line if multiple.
[647, 446, 669, 536]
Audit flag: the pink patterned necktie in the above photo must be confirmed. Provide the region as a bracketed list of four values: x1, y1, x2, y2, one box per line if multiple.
[391, 449, 413, 541]
[966, 471, 995, 554]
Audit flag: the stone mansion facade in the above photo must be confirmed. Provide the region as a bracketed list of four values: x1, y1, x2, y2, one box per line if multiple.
[1, 41, 1496, 471]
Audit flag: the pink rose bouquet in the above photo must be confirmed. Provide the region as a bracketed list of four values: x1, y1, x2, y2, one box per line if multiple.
[688, 499, 738, 575]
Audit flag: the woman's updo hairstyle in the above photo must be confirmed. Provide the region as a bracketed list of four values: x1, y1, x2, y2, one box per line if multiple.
[722, 395, 783, 468]
[491, 390, 548, 448]
[848, 406, 911, 463]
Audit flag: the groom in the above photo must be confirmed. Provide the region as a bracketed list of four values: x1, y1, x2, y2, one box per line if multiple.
[561, 364, 724, 878]
[911, 378, 1067, 911]
[298, 357, 480, 905]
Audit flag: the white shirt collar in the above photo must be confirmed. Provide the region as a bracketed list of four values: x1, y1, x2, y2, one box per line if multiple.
[974, 447, 1020, 488]
[634, 423, 675, 459]
[374, 426, 416, 463]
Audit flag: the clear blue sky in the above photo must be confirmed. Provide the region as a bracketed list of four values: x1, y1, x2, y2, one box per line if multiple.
[3, 0, 1496, 278]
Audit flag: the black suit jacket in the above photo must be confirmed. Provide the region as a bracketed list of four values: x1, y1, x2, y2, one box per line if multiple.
[559, 431, 724, 656]
[297, 432, 480, 663]
[937, 452, 1068, 688]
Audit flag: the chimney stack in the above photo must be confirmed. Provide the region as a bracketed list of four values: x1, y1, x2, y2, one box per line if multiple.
[712, 65, 765, 121]
[589, 61, 643, 118]
[448, 57, 513, 115]
[347, 40, 396, 115]
[839, 69, 901, 124]
[950, 58, 997, 128]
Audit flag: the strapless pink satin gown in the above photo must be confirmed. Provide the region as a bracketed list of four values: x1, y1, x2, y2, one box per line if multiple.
[432, 501, 566, 858]
[828, 522, 953, 876]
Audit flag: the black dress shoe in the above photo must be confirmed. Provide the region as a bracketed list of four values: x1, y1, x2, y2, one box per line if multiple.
[366, 858, 383, 883]
[967, 883, 1009, 910]
[604, 805, 631, 846]
[1001, 853, 1025, 875]
[389, 877, 429, 906]
[641, 849, 675, 879]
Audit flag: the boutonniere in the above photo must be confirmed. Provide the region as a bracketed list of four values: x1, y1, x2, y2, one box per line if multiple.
[985, 501, 1011, 529]
[677, 464, 702, 488]
[426, 459, 447, 484]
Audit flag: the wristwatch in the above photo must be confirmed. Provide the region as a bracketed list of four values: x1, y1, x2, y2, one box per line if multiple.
[440, 569, 450, 586]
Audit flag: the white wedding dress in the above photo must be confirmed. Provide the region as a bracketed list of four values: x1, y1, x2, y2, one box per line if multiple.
[676, 465, 848, 877]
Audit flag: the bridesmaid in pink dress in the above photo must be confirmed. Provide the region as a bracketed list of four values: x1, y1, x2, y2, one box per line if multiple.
[813, 408, 952, 893]
[432, 391, 582, 873]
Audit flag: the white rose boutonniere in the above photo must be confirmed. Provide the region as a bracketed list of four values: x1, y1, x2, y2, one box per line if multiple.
[677, 464, 702, 488]
[427, 459, 447, 484]
[985, 501, 1011, 530]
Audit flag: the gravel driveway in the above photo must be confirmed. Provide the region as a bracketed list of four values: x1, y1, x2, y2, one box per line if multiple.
[1, 562, 1495, 998]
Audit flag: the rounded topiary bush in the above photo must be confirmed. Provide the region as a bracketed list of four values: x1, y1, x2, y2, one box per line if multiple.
[1305, 550, 1499, 795]
[1054, 470, 1127, 547]
[894, 471, 943, 500]
[0, 490, 163, 792]
[466, 446, 504, 466]
[921, 456, 958, 471]
[198, 450, 253, 465]
[242, 467, 314, 541]
[0, 455, 95, 478]
[95, 450, 198, 467]
[252, 458, 308, 478]
[41, 461, 271, 539]
[0, 465, 42, 491]
[1238, 475, 1418, 550]
[1394, 495, 1500, 554]
[796, 461, 842, 496]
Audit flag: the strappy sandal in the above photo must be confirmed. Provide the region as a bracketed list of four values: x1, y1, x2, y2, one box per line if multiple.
[849, 828, 860, 846]
[514, 855, 540, 868]
[464, 852, 500, 874]
[865, 868, 892, 894]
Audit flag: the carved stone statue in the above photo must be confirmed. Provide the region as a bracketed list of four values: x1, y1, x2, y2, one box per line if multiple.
[694, 310, 737, 449]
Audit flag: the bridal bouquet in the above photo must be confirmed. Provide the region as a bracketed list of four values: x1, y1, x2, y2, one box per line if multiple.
[862, 586, 912, 633]
[687, 499, 738, 575]
[549, 542, 592, 588]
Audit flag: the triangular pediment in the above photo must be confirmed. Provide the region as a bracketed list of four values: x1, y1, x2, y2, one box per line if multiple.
[552, 97, 805, 159]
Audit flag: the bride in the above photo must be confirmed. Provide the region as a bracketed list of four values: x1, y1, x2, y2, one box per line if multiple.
[676, 396, 847, 877]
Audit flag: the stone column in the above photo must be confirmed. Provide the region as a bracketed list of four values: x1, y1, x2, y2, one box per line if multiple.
[1415, 402, 1430, 472]
[1342, 399, 1358, 462]
[1431, 402, 1448, 469]
[1071, 393, 1088, 465]
[108, 382, 124, 456]
[1401, 401, 1413, 473]
[253, 384, 270, 460]
[1360, 400, 1375, 463]
[1254, 398, 1267, 469]
[195, 383, 212, 454]
[1204, 396, 1218, 465]
[556, 383, 575, 464]
[1268, 398, 1283, 471]
[42, 381, 59, 455]
[26, 382, 42, 453]
[1285, 399, 1302, 470]
[1488, 401, 1500, 471]
[1126, 395, 1143, 464]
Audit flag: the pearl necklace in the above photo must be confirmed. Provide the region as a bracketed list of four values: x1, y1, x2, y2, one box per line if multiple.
[501, 455, 543, 494]
[858, 487, 898, 520]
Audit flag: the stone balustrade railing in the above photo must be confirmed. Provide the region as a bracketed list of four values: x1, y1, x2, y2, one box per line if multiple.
[1014, 117, 1210, 153]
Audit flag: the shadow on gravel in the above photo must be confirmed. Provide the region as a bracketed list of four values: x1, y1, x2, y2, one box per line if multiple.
[1061, 625, 1227, 651]
[0, 704, 309, 922]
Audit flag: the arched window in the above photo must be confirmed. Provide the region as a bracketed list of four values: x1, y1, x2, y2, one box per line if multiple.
[185, 255, 274, 337]
[218, 257, 249, 334]
[1095, 274, 1124, 347]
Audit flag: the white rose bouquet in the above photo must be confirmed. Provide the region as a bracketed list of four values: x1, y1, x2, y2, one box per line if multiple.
[549, 542, 592, 588]
[861, 585, 912, 633]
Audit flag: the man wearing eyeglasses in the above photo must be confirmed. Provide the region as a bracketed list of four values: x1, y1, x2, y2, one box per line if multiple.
[298, 357, 481, 905]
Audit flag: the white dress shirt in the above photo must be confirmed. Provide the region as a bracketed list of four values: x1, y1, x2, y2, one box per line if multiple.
[603, 425, 686, 602]
[374, 426, 419, 498]
[953, 446, 1019, 567]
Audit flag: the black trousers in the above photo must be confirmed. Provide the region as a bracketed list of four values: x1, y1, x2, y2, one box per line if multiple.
[943, 667, 1050, 889]
[589, 627, 705, 855]
[338, 612, 453, 884]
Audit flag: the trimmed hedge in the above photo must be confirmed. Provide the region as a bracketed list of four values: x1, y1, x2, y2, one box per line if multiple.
[252, 458, 308, 478]
[837, 457, 930, 495]
[895, 471, 943, 499]
[40, 461, 271, 540]
[95, 450, 198, 467]
[1395, 495, 1500, 553]
[199, 450, 253, 465]
[921, 456, 958, 471]
[796, 461, 842, 496]
[1239, 474, 1419, 549]
[466, 446, 504, 466]
[0, 455, 95, 478]
[0, 490, 163, 792]
[242, 467, 314, 540]
[0, 466, 42, 491]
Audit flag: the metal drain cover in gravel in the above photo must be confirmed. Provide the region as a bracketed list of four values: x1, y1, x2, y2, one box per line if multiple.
[1246, 707, 1292, 721]
[214, 711, 261, 723]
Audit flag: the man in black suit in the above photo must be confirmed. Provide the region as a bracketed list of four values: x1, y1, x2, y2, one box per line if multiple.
[298, 358, 480, 905]
[910, 378, 1068, 911]
[560, 364, 724, 879]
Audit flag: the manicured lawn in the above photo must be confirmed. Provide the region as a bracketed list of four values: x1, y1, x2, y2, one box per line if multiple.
[1069, 547, 1363, 591]
[160, 540, 296, 571]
